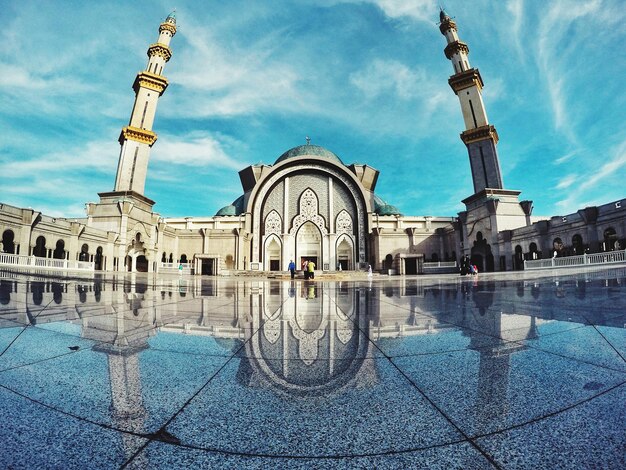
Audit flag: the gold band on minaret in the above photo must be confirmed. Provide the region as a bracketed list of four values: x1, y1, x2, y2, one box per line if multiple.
[112, 11, 177, 195]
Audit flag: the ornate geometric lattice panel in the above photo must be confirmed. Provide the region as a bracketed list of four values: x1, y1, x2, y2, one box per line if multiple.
[333, 183, 357, 223]
[288, 174, 328, 227]
[264, 210, 282, 236]
[289, 189, 328, 236]
[336, 210, 353, 234]
[262, 181, 284, 221]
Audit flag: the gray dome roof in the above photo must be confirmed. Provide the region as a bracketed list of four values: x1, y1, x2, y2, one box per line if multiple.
[373, 195, 402, 216]
[275, 145, 343, 165]
[215, 195, 245, 216]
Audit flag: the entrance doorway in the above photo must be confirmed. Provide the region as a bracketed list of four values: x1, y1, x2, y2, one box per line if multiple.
[201, 258, 217, 275]
[296, 222, 321, 269]
[405, 258, 418, 275]
[136, 255, 148, 272]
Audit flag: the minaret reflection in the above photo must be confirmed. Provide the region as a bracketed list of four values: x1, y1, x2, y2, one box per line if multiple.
[240, 281, 375, 397]
[463, 281, 538, 432]
[85, 275, 154, 466]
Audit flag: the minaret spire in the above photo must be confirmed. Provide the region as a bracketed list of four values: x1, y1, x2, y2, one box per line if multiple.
[113, 12, 177, 195]
[439, 10, 503, 193]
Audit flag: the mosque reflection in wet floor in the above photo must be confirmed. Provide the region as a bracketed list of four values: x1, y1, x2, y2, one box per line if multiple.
[0, 268, 624, 469]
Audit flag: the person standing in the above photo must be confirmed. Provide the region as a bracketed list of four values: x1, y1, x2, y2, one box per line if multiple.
[288, 260, 296, 279]
[302, 260, 308, 279]
[308, 260, 315, 279]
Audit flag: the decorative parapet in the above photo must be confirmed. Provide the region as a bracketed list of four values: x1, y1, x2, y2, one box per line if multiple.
[119, 126, 158, 146]
[439, 18, 457, 35]
[133, 71, 169, 95]
[460, 124, 499, 145]
[448, 68, 483, 94]
[147, 43, 172, 62]
[444, 40, 469, 60]
[159, 22, 176, 36]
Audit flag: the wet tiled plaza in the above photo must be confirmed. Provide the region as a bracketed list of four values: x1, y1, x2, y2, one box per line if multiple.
[0, 268, 624, 469]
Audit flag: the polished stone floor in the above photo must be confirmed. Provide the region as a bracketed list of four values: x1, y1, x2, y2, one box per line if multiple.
[0, 267, 624, 469]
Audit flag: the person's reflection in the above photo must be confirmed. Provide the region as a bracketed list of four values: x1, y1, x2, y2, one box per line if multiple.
[288, 281, 296, 298]
[307, 284, 316, 300]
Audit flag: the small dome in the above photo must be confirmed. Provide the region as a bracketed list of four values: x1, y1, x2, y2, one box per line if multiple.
[275, 145, 343, 165]
[439, 9, 449, 22]
[215, 195, 244, 216]
[165, 11, 176, 24]
[373, 195, 402, 216]
[216, 205, 237, 216]
[377, 204, 402, 216]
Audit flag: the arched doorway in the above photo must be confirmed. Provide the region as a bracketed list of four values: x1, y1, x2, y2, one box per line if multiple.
[336, 235, 354, 271]
[603, 228, 619, 251]
[95, 246, 103, 270]
[79, 244, 89, 261]
[136, 255, 148, 272]
[514, 245, 523, 270]
[53, 240, 65, 259]
[552, 238, 563, 257]
[297, 221, 321, 269]
[529, 242, 539, 260]
[470, 232, 492, 272]
[33, 236, 46, 258]
[572, 234, 583, 255]
[2, 230, 15, 254]
[264, 236, 282, 271]
[383, 253, 393, 271]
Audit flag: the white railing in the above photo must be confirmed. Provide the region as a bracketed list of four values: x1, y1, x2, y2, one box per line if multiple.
[524, 250, 626, 270]
[423, 261, 458, 268]
[423, 261, 458, 273]
[0, 253, 95, 271]
[159, 262, 193, 274]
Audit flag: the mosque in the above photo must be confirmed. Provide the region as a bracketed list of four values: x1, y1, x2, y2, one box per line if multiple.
[0, 11, 624, 274]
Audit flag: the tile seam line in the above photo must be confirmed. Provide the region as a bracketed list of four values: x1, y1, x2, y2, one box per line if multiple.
[469, 379, 626, 441]
[581, 313, 626, 363]
[328, 293, 503, 470]
[375, 296, 626, 374]
[120, 289, 295, 469]
[0, 299, 54, 358]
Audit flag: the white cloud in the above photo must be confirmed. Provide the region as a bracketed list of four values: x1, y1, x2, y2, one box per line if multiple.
[554, 150, 578, 165]
[350, 59, 425, 99]
[369, 0, 438, 22]
[506, 0, 525, 60]
[579, 140, 626, 192]
[152, 134, 243, 170]
[168, 18, 303, 118]
[536, 0, 602, 138]
[556, 174, 577, 190]
[0, 140, 117, 179]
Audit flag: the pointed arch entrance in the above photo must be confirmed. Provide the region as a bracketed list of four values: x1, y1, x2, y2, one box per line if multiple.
[296, 222, 321, 268]
[336, 234, 354, 270]
[264, 235, 282, 271]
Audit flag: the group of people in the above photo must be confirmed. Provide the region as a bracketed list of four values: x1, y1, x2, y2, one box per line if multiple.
[460, 255, 479, 276]
[287, 259, 315, 280]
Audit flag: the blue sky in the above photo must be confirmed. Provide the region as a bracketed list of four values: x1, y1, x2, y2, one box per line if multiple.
[1, 0, 625, 219]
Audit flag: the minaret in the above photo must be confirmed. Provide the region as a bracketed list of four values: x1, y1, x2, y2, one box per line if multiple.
[439, 9, 503, 194]
[113, 12, 177, 195]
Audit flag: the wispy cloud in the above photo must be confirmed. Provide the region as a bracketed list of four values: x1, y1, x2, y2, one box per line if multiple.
[536, 0, 602, 138]
[506, 0, 525, 60]
[152, 133, 243, 170]
[350, 59, 425, 100]
[579, 140, 626, 192]
[369, 0, 438, 22]
[556, 174, 577, 190]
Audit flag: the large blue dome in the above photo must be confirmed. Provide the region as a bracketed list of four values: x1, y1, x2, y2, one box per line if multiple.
[274, 145, 343, 165]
